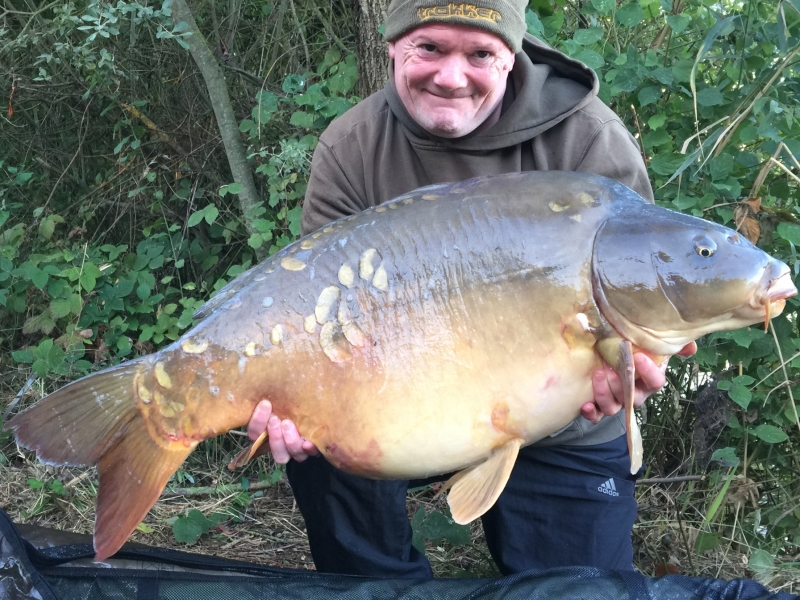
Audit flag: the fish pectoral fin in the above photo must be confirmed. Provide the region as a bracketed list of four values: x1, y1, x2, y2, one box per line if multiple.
[617, 340, 643, 475]
[227, 430, 268, 469]
[443, 438, 523, 525]
[596, 338, 643, 475]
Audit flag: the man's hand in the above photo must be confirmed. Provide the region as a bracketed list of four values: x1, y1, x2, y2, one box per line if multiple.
[247, 400, 320, 464]
[581, 342, 697, 424]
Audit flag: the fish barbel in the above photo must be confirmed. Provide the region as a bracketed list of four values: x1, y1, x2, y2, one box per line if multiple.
[6, 171, 796, 560]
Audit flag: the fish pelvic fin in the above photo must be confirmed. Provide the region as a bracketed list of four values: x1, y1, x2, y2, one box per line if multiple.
[228, 430, 268, 469]
[444, 438, 522, 525]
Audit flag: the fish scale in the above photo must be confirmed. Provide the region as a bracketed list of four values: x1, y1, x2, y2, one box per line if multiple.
[7, 171, 796, 561]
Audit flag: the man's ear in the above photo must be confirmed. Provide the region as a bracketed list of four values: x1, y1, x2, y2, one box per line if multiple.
[506, 52, 515, 71]
[388, 41, 396, 60]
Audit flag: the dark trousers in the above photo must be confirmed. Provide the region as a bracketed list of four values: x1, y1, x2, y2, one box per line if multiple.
[286, 434, 638, 578]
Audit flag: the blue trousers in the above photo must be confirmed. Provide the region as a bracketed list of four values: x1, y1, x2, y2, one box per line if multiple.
[286, 434, 638, 578]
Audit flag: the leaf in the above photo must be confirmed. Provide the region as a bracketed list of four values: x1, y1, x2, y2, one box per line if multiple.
[752, 424, 788, 444]
[695, 88, 724, 106]
[49, 298, 72, 319]
[689, 15, 738, 110]
[651, 66, 674, 86]
[203, 205, 219, 225]
[727, 382, 751, 410]
[748, 549, 775, 583]
[710, 447, 740, 468]
[136, 523, 154, 533]
[239, 119, 256, 133]
[591, 0, 614, 14]
[23, 312, 55, 335]
[83, 262, 102, 279]
[638, 86, 662, 106]
[290, 111, 318, 129]
[419, 510, 471, 547]
[574, 49, 605, 70]
[172, 514, 206, 544]
[615, 2, 644, 27]
[79, 271, 96, 293]
[282, 74, 305, 95]
[525, 9, 546, 39]
[648, 114, 667, 130]
[39, 215, 64, 239]
[777, 222, 800, 245]
[219, 183, 242, 197]
[611, 68, 641, 93]
[703, 468, 735, 526]
[666, 13, 692, 33]
[11, 350, 34, 364]
[31, 270, 49, 290]
[573, 27, 604, 45]
[187, 211, 205, 227]
[695, 532, 722, 553]
[411, 508, 426, 554]
[14, 171, 33, 185]
[671, 59, 694, 83]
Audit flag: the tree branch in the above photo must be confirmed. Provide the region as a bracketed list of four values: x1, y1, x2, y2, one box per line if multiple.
[171, 0, 267, 260]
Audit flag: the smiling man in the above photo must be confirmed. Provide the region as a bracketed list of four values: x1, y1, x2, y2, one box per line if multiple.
[247, 0, 693, 579]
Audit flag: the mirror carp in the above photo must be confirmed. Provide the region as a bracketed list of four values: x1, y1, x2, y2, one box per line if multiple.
[7, 171, 796, 561]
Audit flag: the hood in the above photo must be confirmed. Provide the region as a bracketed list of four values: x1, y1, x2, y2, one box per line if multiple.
[384, 34, 599, 152]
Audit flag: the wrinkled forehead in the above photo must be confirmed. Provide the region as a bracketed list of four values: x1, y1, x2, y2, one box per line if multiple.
[394, 22, 513, 52]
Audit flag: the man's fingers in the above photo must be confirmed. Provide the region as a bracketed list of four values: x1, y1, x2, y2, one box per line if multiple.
[678, 341, 698, 357]
[268, 416, 291, 464]
[281, 420, 309, 462]
[580, 401, 602, 424]
[633, 354, 667, 390]
[247, 400, 273, 440]
[302, 439, 320, 457]
[591, 368, 623, 417]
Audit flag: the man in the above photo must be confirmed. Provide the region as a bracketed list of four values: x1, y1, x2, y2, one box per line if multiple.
[248, 0, 694, 578]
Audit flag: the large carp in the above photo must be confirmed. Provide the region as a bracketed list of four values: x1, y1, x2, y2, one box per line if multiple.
[7, 171, 796, 561]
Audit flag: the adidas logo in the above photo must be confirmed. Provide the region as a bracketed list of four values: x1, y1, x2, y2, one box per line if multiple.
[597, 478, 619, 497]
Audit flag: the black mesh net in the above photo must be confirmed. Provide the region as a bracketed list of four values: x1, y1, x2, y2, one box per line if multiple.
[1, 507, 795, 600]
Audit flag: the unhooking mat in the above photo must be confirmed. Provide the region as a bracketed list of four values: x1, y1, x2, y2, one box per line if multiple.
[0, 506, 795, 600]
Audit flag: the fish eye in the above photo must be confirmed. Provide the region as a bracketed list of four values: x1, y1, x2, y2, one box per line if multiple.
[693, 235, 717, 258]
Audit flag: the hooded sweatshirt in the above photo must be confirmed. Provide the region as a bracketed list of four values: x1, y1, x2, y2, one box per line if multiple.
[301, 34, 653, 447]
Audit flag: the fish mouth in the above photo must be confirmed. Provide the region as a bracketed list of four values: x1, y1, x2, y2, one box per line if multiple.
[752, 263, 797, 330]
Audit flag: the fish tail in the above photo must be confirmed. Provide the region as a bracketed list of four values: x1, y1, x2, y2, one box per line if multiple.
[5, 360, 194, 561]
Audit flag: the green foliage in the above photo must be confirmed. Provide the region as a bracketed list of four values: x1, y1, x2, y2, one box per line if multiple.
[170, 509, 228, 545]
[411, 506, 471, 554]
[24, 477, 68, 518]
[238, 47, 359, 251]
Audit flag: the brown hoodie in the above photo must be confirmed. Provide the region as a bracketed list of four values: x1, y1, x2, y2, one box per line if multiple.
[301, 34, 653, 447]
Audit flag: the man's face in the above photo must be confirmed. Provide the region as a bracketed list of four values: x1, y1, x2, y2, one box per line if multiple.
[388, 24, 516, 138]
